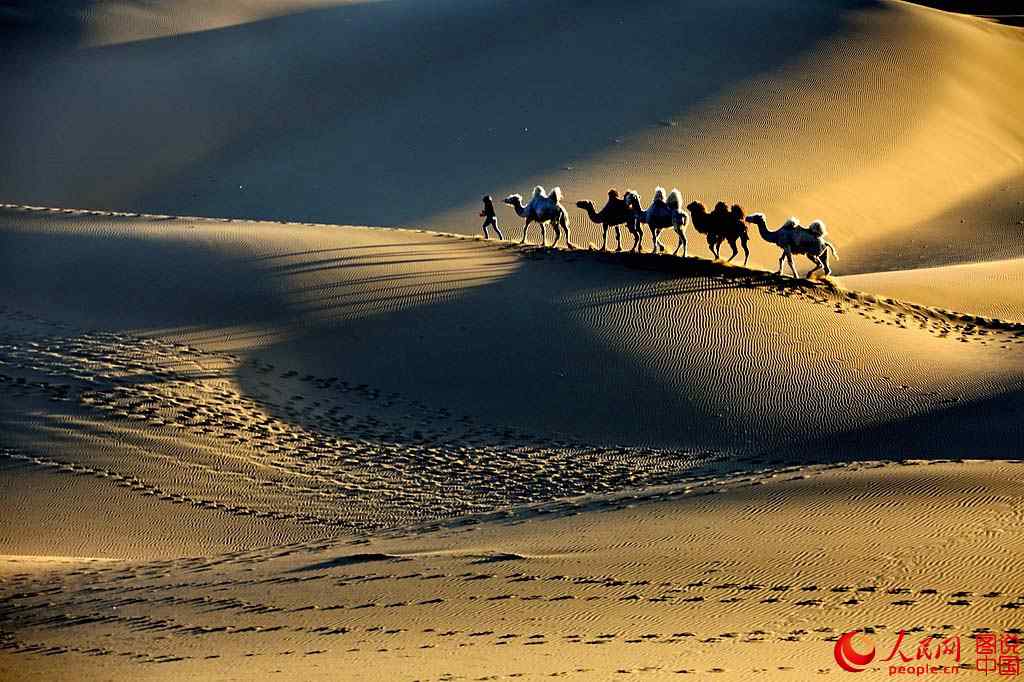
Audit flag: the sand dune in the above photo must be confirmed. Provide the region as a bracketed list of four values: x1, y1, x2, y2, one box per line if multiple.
[843, 257, 1024, 322]
[1, 207, 1022, 677]
[2, 0, 1022, 274]
[3, 459, 1023, 680]
[2, 0, 1023, 679]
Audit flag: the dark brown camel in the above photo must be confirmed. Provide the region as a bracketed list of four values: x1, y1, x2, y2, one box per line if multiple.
[686, 200, 750, 266]
[576, 189, 638, 251]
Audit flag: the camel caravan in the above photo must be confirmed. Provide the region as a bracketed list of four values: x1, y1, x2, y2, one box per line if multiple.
[481, 185, 838, 278]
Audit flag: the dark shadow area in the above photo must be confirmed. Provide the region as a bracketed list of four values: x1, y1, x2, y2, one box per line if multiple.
[906, 0, 1024, 25]
[0, 2, 93, 65]
[290, 553, 403, 572]
[796, 387, 1024, 462]
[0, 212, 294, 332]
[234, 241, 1024, 456]
[0, 0, 878, 227]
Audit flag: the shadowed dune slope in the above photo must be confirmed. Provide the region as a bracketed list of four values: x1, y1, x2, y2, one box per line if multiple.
[2, 0, 1022, 273]
[1, 207, 1022, 561]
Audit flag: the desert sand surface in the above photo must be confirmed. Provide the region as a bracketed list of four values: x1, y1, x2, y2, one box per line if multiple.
[1, 204, 1022, 680]
[2, 0, 1024, 679]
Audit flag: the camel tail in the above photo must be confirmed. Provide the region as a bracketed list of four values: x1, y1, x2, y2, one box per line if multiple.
[825, 242, 839, 259]
[548, 186, 563, 203]
[667, 189, 683, 209]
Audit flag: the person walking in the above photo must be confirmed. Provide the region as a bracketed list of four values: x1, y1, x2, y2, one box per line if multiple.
[480, 194, 504, 240]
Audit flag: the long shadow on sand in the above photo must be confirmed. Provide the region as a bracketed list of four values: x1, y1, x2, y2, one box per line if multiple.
[233, 240, 1024, 462]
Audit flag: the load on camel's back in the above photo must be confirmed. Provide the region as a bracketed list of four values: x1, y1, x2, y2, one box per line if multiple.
[746, 213, 838, 278]
[504, 186, 574, 249]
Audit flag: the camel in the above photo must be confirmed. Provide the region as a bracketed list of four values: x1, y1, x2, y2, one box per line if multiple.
[686, 200, 750, 266]
[625, 187, 687, 255]
[504, 186, 575, 249]
[623, 190, 646, 253]
[576, 189, 637, 251]
[745, 213, 838, 278]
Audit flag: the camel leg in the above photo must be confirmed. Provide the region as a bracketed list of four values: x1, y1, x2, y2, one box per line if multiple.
[614, 225, 622, 252]
[786, 251, 798, 278]
[806, 255, 823, 278]
[726, 238, 739, 262]
[650, 227, 661, 254]
[820, 250, 832, 275]
[600, 225, 608, 251]
[741, 236, 749, 267]
[561, 215, 575, 250]
[777, 252, 786, 275]
[539, 221, 547, 247]
[519, 218, 533, 245]
[672, 226, 686, 257]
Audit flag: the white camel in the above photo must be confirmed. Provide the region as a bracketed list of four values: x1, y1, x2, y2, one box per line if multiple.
[629, 187, 687, 255]
[503, 186, 575, 248]
[745, 213, 838, 278]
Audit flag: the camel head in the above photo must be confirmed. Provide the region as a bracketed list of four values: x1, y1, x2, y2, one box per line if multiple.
[575, 199, 594, 210]
[744, 212, 766, 226]
[503, 194, 523, 207]
[686, 200, 707, 216]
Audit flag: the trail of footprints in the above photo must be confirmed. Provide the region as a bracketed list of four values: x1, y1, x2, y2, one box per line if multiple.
[3, 547, 1022, 672]
[0, 305, 727, 531]
[7, 295, 1010, 537]
[506, 243, 1024, 347]
[3, 245, 1024, 678]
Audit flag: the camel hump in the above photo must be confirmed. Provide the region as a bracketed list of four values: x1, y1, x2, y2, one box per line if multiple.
[808, 219, 827, 237]
[532, 185, 545, 198]
[653, 186, 666, 202]
[547, 187, 563, 203]
[667, 189, 683, 209]
[783, 217, 800, 229]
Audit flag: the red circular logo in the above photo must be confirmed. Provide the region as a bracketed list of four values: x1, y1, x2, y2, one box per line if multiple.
[835, 631, 875, 672]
